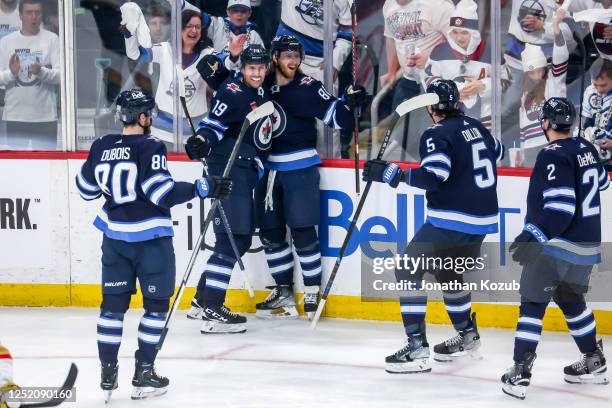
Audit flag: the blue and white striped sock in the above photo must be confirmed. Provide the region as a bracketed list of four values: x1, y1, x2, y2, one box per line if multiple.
[443, 291, 472, 331]
[97, 311, 124, 365]
[399, 293, 428, 336]
[513, 302, 546, 362]
[136, 312, 166, 364]
[204, 253, 235, 307]
[296, 245, 322, 287]
[562, 304, 597, 353]
[264, 242, 294, 286]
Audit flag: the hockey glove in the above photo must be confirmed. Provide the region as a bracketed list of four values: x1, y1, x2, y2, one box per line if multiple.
[363, 159, 403, 188]
[185, 132, 213, 160]
[342, 84, 368, 110]
[197, 54, 221, 80]
[195, 176, 232, 200]
[509, 230, 544, 266]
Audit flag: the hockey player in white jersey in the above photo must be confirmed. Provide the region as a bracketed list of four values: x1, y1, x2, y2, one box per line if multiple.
[423, 0, 510, 130]
[518, 8, 569, 166]
[121, 4, 213, 143]
[582, 60, 612, 162]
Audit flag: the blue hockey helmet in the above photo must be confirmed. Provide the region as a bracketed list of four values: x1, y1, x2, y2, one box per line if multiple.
[116, 89, 157, 124]
[539, 97, 575, 132]
[425, 79, 460, 113]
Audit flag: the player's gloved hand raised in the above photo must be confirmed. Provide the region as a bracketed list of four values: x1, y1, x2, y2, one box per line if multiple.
[342, 84, 368, 110]
[185, 132, 213, 160]
[197, 54, 221, 80]
[362, 159, 403, 188]
[509, 230, 544, 266]
[195, 176, 232, 200]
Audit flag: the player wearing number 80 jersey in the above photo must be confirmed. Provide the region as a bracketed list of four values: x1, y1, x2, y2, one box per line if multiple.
[363, 79, 503, 374]
[75, 89, 231, 402]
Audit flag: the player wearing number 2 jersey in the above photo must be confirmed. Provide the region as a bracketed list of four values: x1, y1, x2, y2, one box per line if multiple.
[75, 89, 232, 402]
[363, 79, 503, 374]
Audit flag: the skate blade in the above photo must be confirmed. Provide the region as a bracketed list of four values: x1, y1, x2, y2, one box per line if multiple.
[434, 349, 483, 363]
[385, 359, 432, 374]
[564, 371, 610, 385]
[131, 385, 168, 400]
[200, 320, 246, 334]
[307, 312, 314, 321]
[255, 307, 298, 320]
[502, 383, 527, 400]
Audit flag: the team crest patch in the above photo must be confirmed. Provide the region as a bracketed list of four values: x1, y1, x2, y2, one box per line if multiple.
[544, 143, 561, 151]
[300, 76, 315, 86]
[226, 82, 242, 93]
[271, 101, 286, 138]
[589, 93, 603, 110]
[254, 116, 273, 150]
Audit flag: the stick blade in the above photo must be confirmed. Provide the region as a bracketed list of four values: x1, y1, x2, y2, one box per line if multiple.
[246, 101, 274, 125]
[309, 298, 327, 330]
[395, 93, 439, 117]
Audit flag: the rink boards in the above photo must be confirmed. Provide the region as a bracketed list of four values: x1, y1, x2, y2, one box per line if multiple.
[1, 153, 612, 334]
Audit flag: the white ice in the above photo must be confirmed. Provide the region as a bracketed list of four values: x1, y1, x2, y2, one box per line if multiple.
[1, 307, 611, 407]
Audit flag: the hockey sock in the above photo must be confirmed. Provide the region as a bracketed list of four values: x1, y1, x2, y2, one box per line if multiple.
[513, 301, 547, 362]
[202, 252, 236, 307]
[264, 241, 295, 286]
[442, 291, 472, 331]
[97, 310, 124, 365]
[136, 311, 166, 364]
[296, 244, 322, 287]
[559, 302, 597, 353]
[399, 291, 428, 336]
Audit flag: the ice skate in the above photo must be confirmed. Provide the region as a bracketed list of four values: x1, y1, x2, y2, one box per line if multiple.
[501, 352, 536, 400]
[564, 339, 609, 385]
[200, 305, 247, 334]
[434, 313, 481, 362]
[131, 360, 168, 400]
[385, 333, 431, 374]
[100, 362, 118, 404]
[303, 285, 320, 319]
[186, 292, 205, 320]
[256, 285, 298, 319]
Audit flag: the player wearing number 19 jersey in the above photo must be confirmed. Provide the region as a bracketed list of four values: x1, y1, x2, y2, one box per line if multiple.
[75, 89, 231, 402]
[363, 79, 503, 374]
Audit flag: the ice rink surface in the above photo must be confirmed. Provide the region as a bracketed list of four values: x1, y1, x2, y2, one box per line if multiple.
[1, 307, 610, 407]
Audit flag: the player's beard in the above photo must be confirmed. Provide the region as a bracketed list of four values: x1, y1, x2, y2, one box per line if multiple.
[277, 62, 297, 80]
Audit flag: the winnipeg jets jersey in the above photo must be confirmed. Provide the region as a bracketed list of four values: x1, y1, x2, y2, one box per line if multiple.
[204, 14, 264, 57]
[76, 134, 197, 242]
[276, 0, 352, 70]
[524, 137, 609, 265]
[196, 76, 273, 169]
[582, 84, 612, 133]
[266, 72, 353, 171]
[383, 0, 453, 81]
[520, 35, 568, 149]
[423, 41, 497, 129]
[403, 116, 503, 235]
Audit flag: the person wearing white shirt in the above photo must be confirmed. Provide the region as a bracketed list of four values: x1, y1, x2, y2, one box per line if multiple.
[0, 0, 60, 150]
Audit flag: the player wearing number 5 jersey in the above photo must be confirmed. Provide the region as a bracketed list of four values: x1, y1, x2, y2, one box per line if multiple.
[75, 89, 232, 402]
[502, 97, 610, 400]
[363, 79, 503, 374]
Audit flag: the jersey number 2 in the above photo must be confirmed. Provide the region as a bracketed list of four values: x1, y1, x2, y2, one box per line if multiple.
[582, 168, 600, 217]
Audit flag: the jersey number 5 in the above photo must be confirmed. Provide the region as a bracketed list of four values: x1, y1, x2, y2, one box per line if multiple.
[94, 162, 138, 204]
[472, 142, 495, 189]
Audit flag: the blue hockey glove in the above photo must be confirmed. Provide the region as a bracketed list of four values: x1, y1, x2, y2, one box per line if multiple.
[363, 159, 402, 188]
[195, 176, 232, 199]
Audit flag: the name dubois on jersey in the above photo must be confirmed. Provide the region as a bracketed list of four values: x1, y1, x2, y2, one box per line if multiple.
[101, 147, 131, 161]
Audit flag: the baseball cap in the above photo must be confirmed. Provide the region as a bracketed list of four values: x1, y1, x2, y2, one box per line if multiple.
[227, 0, 251, 10]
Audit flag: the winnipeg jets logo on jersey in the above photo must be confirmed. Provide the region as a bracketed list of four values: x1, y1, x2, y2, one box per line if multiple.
[254, 116, 273, 150]
[227, 82, 242, 94]
[300, 76, 316, 86]
[296, 0, 324, 26]
[518, 0, 546, 33]
[589, 93, 603, 111]
[184, 76, 196, 99]
[544, 143, 561, 151]
[524, 96, 545, 121]
[271, 101, 287, 138]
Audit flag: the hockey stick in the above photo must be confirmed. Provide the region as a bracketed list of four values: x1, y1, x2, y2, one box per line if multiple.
[310, 93, 439, 329]
[20, 363, 78, 407]
[157, 101, 274, 351]
[176, 66, 255, 297]
[351, 0, 361, 199]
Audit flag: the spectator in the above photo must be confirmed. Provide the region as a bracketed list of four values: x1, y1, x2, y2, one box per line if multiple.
[0, 0, 60, 150]
[518, 8, 569, 166]
[147, 1, 171, 44]
[123, 6, 215, 143]
[423, 0, 510, 130]
[0, 0, 20, 39]
[204, 0, 264, 64]
[250, 0, 280, 47]
[580, 0, 611, 61]
[381, 0, 454, 110]
[582, 60, 612, 162]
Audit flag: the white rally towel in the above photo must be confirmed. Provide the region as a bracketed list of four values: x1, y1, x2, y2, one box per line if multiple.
[120, 2, 152, 60]
[573, 9, 612, 24]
